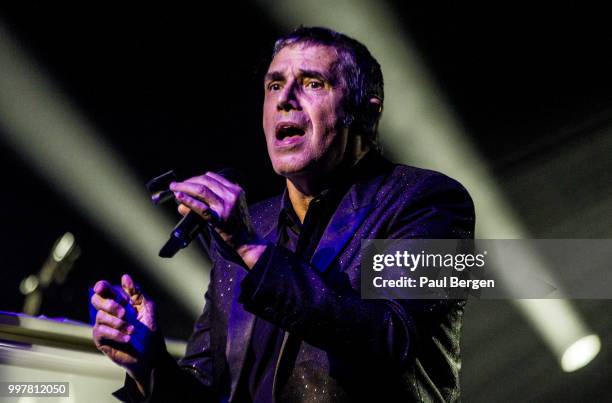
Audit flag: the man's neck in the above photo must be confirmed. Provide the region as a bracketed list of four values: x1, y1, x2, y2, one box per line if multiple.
[286, 141, 371, 223]
[286, 181, 315, 223]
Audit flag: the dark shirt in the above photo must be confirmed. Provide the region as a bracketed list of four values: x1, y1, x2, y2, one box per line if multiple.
[238, 181, 348, 402]
[237, 151, 385, 402]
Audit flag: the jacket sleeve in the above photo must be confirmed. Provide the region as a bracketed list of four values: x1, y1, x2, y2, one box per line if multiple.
[238, 173, 474, 370]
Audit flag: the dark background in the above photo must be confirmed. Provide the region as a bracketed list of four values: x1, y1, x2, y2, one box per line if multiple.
[1, 3, 611, 402]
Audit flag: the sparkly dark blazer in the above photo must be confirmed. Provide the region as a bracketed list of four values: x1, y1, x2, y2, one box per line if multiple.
[121, 153, 475, 402]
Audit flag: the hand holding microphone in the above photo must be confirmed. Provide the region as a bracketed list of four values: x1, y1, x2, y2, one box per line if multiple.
[167, 171, 267, 269]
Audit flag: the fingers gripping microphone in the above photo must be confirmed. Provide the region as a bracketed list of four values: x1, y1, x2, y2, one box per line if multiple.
[146, 168, 242, 258]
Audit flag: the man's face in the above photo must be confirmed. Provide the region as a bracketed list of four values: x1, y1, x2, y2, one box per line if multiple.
[263, 44, 350, 180]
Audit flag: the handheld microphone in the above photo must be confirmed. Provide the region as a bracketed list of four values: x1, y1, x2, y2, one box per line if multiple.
[158, 210, 208, 258]
[146, 168, 242, 258]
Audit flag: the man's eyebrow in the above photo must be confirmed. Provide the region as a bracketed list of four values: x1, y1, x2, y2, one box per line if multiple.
[264, 69, 333, 83]
[264, 71, 285, 83]
[300, 69, 332, 82]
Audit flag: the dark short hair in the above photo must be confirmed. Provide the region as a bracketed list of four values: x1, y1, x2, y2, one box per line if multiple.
[272, 26, 384, 147]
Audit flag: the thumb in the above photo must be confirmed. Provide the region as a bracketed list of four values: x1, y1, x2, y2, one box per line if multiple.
[121, 274, 142, 302]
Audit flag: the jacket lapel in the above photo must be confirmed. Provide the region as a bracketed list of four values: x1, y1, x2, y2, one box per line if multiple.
[310, 171, 386, 273]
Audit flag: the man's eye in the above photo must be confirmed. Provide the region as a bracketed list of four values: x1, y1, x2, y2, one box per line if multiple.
[267, 82, 281, 91]
[305, 80, 324, 89]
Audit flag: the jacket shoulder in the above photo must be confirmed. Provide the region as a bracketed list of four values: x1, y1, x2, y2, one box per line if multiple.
[389, 164, 469, 193]
[383, 164, 475, 238]
[386, 164, 473, 205]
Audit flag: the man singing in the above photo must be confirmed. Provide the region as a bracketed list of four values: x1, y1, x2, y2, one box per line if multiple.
[91, 27, 474, 402]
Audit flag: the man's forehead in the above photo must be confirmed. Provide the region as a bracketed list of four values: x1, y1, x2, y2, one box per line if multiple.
[266, 44, 340, 75]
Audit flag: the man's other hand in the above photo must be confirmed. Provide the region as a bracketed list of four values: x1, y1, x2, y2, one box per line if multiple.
[91, 274, 161, 393]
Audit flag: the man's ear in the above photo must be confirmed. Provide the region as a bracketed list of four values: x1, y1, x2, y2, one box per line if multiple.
[363, 96, 383, 131]
[368, 96, 383, 115]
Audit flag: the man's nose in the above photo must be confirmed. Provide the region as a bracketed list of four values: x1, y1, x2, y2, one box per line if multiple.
[277, 81, 301, 112]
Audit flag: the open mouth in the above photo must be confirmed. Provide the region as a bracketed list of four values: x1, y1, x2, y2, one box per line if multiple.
[275, 123, 306, 140]
[274, 122, 307, 147]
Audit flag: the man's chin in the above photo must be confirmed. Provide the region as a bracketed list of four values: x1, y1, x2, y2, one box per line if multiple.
[274, 166, 307, 178]
[272, 159, 312, 178]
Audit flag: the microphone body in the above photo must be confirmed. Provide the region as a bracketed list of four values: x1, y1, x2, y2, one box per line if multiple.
[153, 168, 242, 258]
[159, 211, 207, 258]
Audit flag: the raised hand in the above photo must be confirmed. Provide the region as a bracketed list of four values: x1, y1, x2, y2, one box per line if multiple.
[91, 274, 163, 393]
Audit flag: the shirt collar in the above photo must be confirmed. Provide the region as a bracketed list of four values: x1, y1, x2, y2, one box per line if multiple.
[278, 188, 299, 231]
